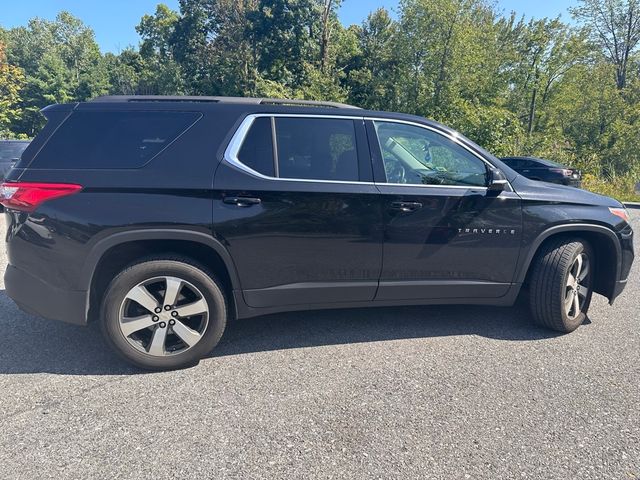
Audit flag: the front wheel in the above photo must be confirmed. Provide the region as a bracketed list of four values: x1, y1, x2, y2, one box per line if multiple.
[100, 257, 227, 370]
[529, 238, 593, 333]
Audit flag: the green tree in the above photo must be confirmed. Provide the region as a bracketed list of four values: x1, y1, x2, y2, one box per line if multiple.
[0, 41, 25, 137]
[5, 12, 107, 135]
[572, 0, 640, 89]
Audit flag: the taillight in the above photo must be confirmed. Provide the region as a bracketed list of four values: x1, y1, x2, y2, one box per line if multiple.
[0, 182, 82, 212]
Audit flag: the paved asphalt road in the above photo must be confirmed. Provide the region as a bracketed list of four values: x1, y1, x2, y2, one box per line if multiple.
[0, 212, 638, 480]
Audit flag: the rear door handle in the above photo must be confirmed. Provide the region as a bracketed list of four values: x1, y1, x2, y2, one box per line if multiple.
[390, 201, 422, 212]
[223, 196, 262, 207]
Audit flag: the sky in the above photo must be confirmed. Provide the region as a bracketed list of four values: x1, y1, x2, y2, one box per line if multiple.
[1, 0, 578, 54]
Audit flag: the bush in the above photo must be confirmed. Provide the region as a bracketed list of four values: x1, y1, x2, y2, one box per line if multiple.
[581, 173, 640, 203]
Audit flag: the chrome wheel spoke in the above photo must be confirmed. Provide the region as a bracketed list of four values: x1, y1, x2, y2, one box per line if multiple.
[576, 284, 589, 297]
[163, 277, 183, 307]
[574, 254, 583, 281]
[148, 326, 168, 355]
[126, 285, 160, 313]
[172, 320, 202, 346]
[121, 315, 155, 337]
[174, 298, 208, 318]
[565, 289, 576, 311]
[578, 261, 590, 282]
[572, 291, 580, 315]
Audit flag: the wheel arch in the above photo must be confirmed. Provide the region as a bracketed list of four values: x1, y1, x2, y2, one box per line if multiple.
[83, 230, 240, 322]
[517, 224, 621, 301]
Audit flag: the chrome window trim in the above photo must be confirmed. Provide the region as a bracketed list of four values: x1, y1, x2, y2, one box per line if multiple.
[224, 113, 374, 186]
[223, 113, 510, 191]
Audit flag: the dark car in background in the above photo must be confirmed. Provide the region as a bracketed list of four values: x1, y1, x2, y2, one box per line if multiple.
[501, 156, 581, 187]
[0, 140, 30, 181]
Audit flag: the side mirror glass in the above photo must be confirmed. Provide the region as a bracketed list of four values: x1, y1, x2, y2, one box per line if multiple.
[488, 167, 508, 191]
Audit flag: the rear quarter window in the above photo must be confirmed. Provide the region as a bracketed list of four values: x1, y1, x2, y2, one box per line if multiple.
[30, 110, 201, 169]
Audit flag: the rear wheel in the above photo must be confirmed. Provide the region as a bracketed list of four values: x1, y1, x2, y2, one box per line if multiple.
[100, 257, 227, 370]
[529, 239, 593, 333]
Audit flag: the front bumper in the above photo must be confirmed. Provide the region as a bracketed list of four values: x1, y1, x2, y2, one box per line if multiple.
[4, 264, 87, 325]
[610, 279, 629, 305]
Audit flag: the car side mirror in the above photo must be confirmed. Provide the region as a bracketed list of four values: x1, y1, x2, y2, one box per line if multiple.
[488, 168, 508, 192]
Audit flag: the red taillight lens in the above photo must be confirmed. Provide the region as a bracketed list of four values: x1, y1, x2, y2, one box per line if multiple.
[0, 182, 82, 212]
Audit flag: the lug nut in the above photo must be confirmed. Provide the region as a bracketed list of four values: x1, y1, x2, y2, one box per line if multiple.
[152, 316, 159, 322]
[164, 305, 171, 311]
[169, 319, 176, 326]
[154, 307, 162, 313]
[171, 311, 178, 317]
[159, 322, 167, 328]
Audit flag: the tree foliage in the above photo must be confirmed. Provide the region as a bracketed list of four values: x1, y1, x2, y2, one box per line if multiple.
[2, 0, 640, 189]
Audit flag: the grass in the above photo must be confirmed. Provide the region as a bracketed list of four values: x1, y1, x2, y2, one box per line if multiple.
[581, 174, 640, 203]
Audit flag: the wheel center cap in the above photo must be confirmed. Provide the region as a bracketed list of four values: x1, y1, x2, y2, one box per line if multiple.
[158, 311, 173, 322]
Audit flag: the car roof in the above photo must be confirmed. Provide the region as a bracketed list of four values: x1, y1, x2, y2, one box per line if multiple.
[48, 95, 458, 135]
[502, 156, 564, 167]
[90, 95, 362, 110]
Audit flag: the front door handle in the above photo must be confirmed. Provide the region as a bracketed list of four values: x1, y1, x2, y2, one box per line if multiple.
[223, 196, 262, 207]
[390, 201, 422, 212]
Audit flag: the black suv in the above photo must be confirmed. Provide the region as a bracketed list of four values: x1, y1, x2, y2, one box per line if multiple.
[1, 96, 634, 370]
[501, 156, 582, 187]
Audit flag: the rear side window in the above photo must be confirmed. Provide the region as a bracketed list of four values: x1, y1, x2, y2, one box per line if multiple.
[275, 118, 359, 181]
[31, 111, 201, 169]
[237, 117, 275, 177]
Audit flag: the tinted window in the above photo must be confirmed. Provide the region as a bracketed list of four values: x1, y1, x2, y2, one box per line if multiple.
[237, 117, 275, 176]
[275, 118, 359, 181]
[502, 158, 523, 169]
[32, 111, 200, 169]
[374, 121, 487, 187]
[536, 158, 564, 168]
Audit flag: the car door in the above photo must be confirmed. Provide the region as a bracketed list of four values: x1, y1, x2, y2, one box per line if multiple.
[366, 119, 523, 301]
[213, 114, 383, 308]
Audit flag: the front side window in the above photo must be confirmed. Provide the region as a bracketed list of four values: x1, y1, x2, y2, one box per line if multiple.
[374, 121, 488, 187]
[275, 118, 359, 181]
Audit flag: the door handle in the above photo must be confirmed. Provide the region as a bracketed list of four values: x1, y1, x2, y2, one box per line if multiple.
[223, 196, 262, 207]
[390, 201, 422, 212]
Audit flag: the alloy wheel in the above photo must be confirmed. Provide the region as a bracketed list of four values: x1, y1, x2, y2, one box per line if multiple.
[565, 253, 590, 320]
[118, 276, 209, 356]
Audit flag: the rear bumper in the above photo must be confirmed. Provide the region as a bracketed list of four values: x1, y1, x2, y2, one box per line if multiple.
[562, 178, 582, 188]
[4, 264, 87, 325]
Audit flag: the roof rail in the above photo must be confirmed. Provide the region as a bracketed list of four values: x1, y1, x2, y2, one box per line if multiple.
[90, 95, 361, 109]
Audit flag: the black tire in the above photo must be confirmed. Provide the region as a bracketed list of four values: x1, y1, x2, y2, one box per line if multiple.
[100, 256, 227, 370]
[529, 238, 594, 333]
